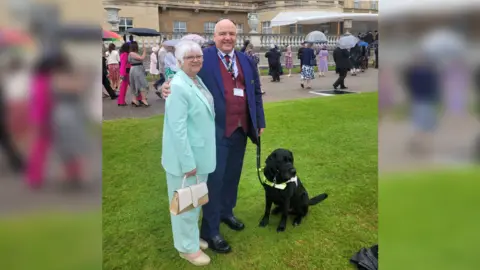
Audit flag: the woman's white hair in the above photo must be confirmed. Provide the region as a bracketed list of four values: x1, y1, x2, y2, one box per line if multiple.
[174, 40, 203, 66]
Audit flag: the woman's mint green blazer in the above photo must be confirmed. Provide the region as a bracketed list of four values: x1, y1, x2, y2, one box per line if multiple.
[161, 69, 216, 176]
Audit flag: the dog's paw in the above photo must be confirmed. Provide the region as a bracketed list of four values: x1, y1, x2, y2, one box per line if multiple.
[292, 218, 302, 226]
[276, 224, 286, 232]
[258, 218, 269, 227]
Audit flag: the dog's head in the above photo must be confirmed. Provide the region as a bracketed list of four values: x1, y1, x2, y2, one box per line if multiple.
[264, 148, 296, 183]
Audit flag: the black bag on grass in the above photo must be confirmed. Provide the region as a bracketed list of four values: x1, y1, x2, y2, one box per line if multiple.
[350, 244, 378, 270]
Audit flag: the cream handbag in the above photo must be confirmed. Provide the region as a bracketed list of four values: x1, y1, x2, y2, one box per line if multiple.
[170, 175, 209, 215]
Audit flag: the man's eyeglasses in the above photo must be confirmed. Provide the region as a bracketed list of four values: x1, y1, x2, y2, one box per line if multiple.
[184, 55, 203, 61]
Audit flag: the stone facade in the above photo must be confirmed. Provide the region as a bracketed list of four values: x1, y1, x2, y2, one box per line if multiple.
[102, 0, 378, 35]
[158, 9, 251, 33]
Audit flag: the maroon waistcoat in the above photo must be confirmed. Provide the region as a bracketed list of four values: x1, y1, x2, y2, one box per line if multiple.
[218, 55, 249, 137]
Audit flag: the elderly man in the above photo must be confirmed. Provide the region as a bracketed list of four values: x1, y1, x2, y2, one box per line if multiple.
[161, 19, 266, 253]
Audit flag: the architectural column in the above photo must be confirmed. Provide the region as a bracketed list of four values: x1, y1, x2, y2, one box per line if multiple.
[343, 19, 352, 34]
[248, 12, 261, 47]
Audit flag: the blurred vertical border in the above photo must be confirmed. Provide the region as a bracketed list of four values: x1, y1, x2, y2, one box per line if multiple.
[379, 0, 480, 269]
[0, 0, 102, 269]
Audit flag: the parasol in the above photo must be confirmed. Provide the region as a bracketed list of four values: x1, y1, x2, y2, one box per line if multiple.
[127, 28, 161, 37]
[181, 34, 206, 44]
[103, 30, 122, 41]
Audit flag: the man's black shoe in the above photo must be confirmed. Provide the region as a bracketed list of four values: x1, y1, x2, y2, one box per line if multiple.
[221, 216, 245, 231]
[205, 235, 231, 253]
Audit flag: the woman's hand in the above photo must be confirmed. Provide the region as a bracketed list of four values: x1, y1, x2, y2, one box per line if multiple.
[185, 168, 197, 178]
[161, 80, 171, 99]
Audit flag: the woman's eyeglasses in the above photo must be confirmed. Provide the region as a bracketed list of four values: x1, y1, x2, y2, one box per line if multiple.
[184, 55, 203, 61]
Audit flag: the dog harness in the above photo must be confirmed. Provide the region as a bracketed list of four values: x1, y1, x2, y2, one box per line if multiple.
[257, 167, 298, 190]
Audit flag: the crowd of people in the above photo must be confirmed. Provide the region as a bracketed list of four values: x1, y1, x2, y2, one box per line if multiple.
[102, 30, 379, 103]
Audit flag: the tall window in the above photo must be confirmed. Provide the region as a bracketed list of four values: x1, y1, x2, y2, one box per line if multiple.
[236, 23, 244, 34]
[354, 0, 360, 9]
[173, 21, 187, 33]
[289, 24, 303, 34]
[119, 17, 133, 34]
[370, 0, 378, 10]
[204, 22, 215, 33]
[262, 21, 272, 34]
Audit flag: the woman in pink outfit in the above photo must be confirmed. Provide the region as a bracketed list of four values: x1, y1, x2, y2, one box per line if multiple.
[118, 42, 141, 106]
[26, 60, 53, 189]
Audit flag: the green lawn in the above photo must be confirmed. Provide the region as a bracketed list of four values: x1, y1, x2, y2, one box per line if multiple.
[380, 168, 480, 270]
[103, 93, 378, 269]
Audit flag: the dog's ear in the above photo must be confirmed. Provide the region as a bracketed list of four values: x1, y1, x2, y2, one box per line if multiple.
[263, 153, 277, 180]
[263, 163, 276, 181]
[288, 150, 294, 164]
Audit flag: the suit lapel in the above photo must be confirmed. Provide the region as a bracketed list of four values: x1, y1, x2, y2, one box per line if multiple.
[194, 80, 214, 118]
[209, 47, 226, 99]
[236, 51, 253, 96]
[178, 70, 214, 118]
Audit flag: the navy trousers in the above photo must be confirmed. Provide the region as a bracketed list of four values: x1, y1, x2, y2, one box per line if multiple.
[201, 127, 247, 239]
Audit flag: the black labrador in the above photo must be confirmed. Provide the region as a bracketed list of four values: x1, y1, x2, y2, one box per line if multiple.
[258, 148, 328, 232]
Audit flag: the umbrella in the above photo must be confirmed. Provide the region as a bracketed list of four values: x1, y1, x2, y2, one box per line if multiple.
[163, 39, 181, 47]
[358, 41, 369, 47]
[350, 244, 378, 270]
[338, 34, 358, 49]
[305, 31, 328, 43]
[59, 25, 101, 41]
[0, 29, 32, 46]
[127, 27, 161, 37]
[420, 28, 465, 58]
[181, 34, 206, 44]
[103, 30, 122, 41]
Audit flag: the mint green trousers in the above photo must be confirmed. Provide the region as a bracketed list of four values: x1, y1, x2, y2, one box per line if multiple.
[166, 173, 207, 254]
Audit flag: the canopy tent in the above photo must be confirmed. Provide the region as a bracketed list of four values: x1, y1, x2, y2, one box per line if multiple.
[270, 11, 378, 27]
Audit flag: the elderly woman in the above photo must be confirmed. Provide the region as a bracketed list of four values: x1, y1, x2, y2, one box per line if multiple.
[161, 40, 216, 266]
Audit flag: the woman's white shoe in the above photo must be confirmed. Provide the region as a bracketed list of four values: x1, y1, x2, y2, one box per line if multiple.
[179, 250, 211, 266]
[199, 238, 208, 250]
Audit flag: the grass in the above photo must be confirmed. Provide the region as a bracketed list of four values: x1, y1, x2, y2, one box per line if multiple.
[0, 211, 101, 270]
[380, 167, 480, 270]
[102, 93, 378, 269]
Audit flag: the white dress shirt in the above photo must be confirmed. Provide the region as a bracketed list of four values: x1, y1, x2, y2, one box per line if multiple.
[217, 49, 238, 78]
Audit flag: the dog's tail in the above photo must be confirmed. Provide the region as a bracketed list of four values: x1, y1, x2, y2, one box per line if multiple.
[308, 193, 328, 206]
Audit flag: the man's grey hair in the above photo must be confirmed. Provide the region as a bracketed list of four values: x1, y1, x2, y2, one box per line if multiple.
[174, 40, 203, 66]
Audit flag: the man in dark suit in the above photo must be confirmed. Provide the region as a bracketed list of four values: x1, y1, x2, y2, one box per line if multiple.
[265, 44, 282, 82]
[333, 46, 351, 90]
[161, 19, 266, 254]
